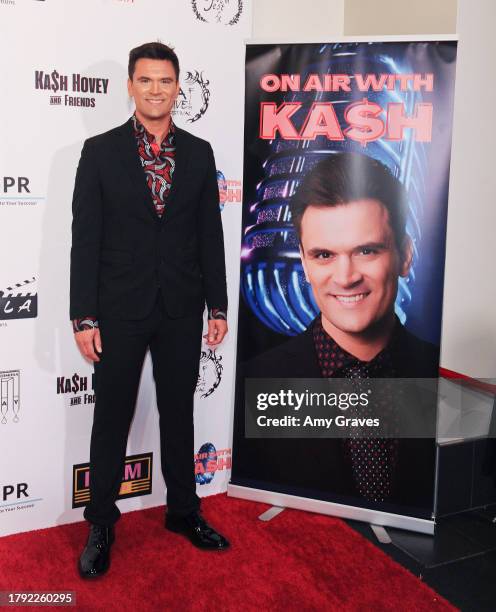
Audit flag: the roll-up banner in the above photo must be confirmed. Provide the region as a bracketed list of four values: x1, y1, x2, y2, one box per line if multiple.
[229, 39, 457, 533]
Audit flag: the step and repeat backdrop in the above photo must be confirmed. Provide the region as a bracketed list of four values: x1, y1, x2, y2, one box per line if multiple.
[0, 0, 251, 536]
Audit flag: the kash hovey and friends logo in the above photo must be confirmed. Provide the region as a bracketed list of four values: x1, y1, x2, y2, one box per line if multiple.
[72, 453, 152, 507]
[57, 372, 95, 406]
[35, 69, 109, 108]
[192, 0, 243, 25]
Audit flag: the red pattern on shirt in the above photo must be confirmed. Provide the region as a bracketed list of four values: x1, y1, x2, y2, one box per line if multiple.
[132, 114, 176, 218]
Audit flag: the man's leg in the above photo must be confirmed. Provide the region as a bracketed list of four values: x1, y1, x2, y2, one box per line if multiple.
[149, 309, 203, 516]
[149, 305, 229, 551]
[83, 314, 155, 526]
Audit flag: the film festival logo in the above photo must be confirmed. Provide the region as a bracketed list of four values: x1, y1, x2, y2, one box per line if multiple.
[0, 370, 20, 425]
[172, 71, 210, 123]
[0, 277, 37, 321]
[217, 171, 242, 211]
[195, 443, 232, 485]
[72, 453, 153, 508]
[191, 0, 243, 25]
[196, 349, 223, 398]
[34, 69, 109, 109]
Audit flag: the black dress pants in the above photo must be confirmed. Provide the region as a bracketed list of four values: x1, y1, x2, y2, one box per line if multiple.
[83, 293, 203, 526]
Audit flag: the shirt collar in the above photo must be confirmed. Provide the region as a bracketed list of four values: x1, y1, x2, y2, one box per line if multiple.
[131, 113, 175, 148]
[312, 315, 394, 376]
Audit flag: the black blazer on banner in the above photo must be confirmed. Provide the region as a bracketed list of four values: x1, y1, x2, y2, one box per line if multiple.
[232, 321, 439, 518]
[70, 118, 227, 321]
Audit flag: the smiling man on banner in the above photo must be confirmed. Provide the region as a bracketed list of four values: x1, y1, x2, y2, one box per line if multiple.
[239, 152, 439, 508]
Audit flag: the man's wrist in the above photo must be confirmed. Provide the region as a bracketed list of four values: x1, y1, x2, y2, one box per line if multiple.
[208, 308, 227, 321]
[72, 317, 99, 333]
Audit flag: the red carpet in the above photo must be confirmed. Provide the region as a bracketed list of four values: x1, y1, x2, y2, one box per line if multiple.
[0, 494, 454, 611]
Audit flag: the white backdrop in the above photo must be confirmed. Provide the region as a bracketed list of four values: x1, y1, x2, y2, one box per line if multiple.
[0, 0, 251, 537]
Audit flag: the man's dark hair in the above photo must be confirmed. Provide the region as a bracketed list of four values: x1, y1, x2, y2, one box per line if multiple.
[290, 152, 409, 251]
[128, 42, 180, 81]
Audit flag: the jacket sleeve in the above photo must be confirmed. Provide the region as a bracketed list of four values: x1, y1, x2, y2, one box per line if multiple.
[197, 143, 228, 312]
[69, 138, 103, 320]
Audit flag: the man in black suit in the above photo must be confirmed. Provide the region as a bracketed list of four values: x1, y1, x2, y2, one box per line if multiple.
[71, 42, 229, 579]
[233, 153, 439, 517]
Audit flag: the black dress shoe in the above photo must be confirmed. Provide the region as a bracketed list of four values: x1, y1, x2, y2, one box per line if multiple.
[165, 511, 230, 551]
[78, 524, 115, 579]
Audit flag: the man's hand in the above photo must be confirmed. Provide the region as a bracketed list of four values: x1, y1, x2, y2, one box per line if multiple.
[74, 328, 102, 362]
[204, 319, 228, 346]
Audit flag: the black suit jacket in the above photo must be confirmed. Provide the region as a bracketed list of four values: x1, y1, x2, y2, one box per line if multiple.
[70, 118, 227, 321]
[232, 319, 440, 518]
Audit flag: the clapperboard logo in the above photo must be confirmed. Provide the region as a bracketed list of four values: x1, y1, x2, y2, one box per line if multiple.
[0, 370, 20, 425]
[72, 452, 153, 508]
[0, 277, 37, 320]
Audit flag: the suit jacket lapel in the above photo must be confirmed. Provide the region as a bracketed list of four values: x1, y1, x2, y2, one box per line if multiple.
[114, 119, 159, 223]
[163, 126, 190, 222]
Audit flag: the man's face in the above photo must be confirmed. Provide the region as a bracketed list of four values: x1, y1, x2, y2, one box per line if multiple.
[299, 199, 412, 338]
[127, 58, 179, 122]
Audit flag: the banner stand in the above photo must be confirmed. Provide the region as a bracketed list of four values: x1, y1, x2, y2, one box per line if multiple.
[227, 484, 435, 535]
[230, 36, 457, 536]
